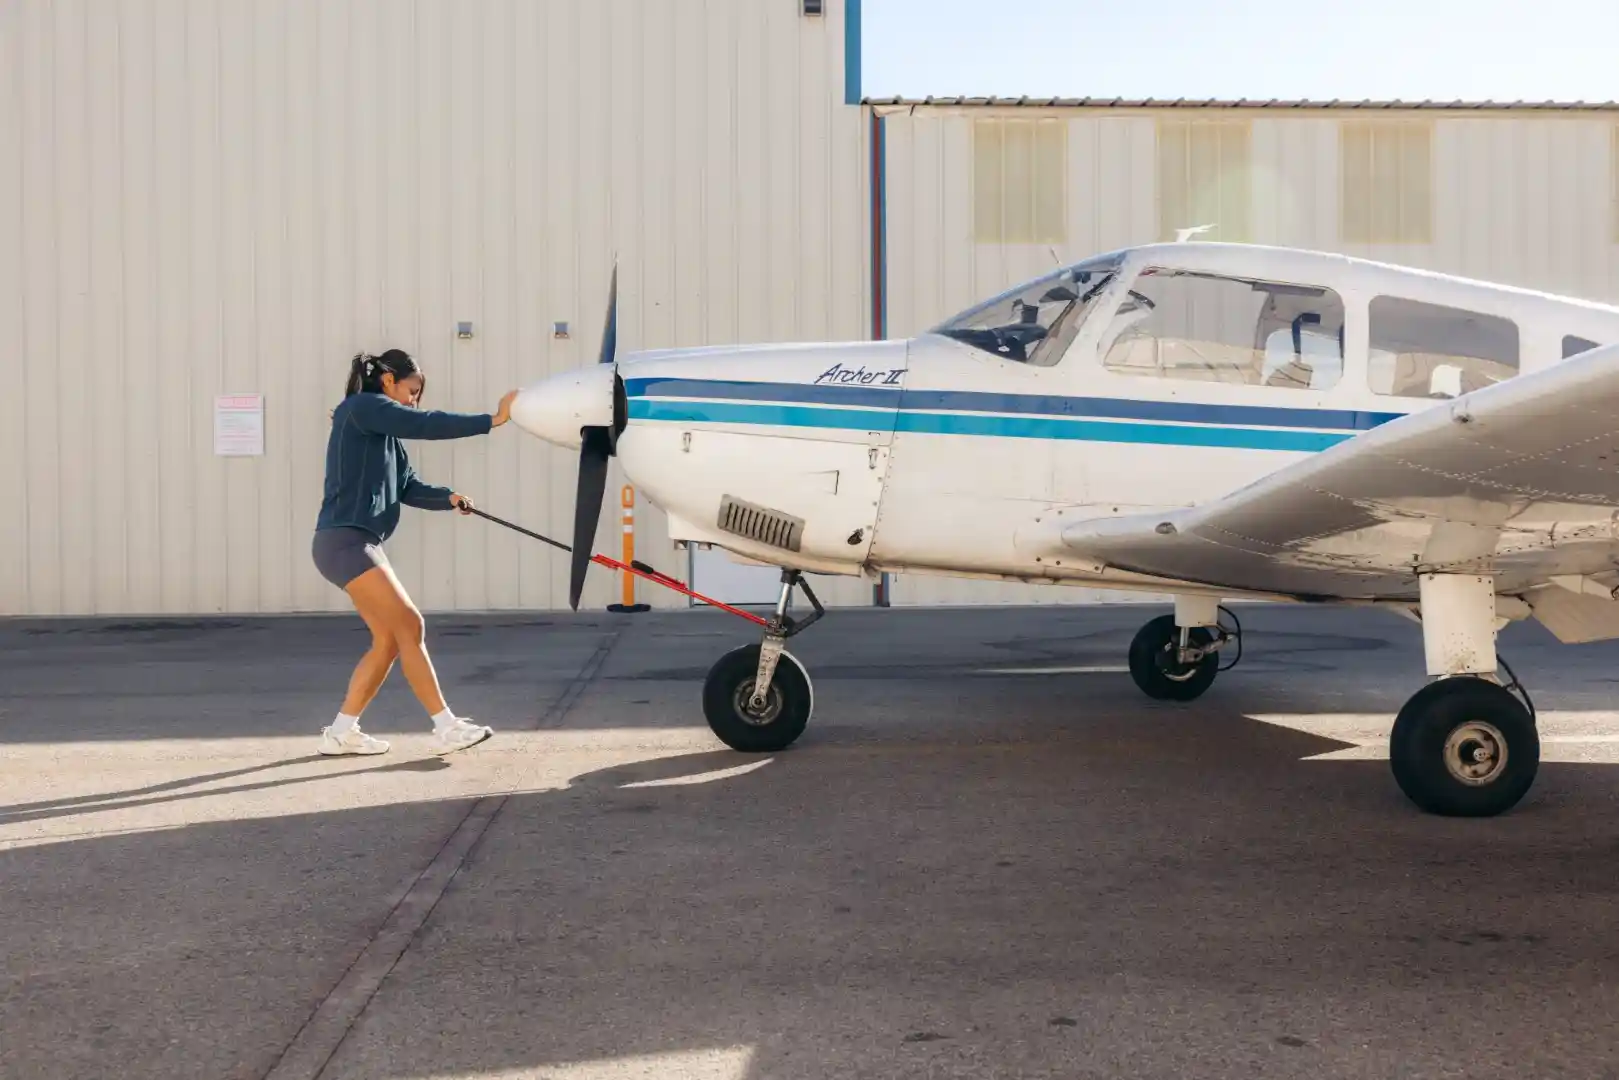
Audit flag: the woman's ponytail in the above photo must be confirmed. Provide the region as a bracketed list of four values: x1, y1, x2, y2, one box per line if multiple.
[344, 352, 371, 397]
[343, 348, 423, 398]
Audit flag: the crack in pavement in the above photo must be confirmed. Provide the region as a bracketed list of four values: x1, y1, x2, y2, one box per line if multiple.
[261, 625, 625, 1080]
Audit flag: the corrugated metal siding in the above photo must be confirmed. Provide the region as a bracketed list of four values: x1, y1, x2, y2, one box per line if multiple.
[2, 0, 870, 616]
[877, 106, 1619, 607]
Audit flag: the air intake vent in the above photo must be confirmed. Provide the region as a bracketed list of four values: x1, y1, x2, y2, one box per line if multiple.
[717, 497, 804, 552]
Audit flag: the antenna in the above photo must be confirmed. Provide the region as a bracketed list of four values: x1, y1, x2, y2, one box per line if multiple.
[1174, 224, 1216, 243]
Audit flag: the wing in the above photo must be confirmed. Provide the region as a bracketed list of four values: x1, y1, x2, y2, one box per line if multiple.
[1060, 343, 1619, 638]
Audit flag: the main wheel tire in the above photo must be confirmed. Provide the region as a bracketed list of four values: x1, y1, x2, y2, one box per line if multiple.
[1127, 614, 1219, 702]
[702, 644, 814, 753]
[1389, 677, 1538, 817]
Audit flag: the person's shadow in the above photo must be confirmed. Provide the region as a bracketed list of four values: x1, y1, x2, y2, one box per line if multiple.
[0, 754, 453, 825]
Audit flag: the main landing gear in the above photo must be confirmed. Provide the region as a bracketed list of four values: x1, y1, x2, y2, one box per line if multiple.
[1385, 574, 1539, 817]
[1126, 596, 1244, 702]
[702, 569, 824, 753]
[1125, 577, 1540, 817]
[1388, 667, 1537, 817]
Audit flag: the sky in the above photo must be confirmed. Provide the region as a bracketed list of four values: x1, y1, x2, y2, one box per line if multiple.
[861, 0, 1619, 104]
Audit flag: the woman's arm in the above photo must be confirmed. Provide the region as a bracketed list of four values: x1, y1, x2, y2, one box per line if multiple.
[350, 394, 489, 439]
[399, 462, 475, 515]
[401, 470, 457, 510]
[350, 389, 518, 440]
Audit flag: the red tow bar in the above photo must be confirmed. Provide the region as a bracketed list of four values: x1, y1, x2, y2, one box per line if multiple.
[587, 552, 769, 625]
[462, 506, 770, 627]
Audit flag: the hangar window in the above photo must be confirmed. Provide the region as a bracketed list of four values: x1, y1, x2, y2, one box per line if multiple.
[1099, 268, 1345, 390]
[972, 118, 1067, 245]
[1157, 119, 1252, 243]
[933, 254, 1122, 366]
[1368, 296, 1518, 398]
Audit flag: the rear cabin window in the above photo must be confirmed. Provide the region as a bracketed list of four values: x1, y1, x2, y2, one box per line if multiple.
[1367, 296, 1518, 399]
[1099, 268, 1345, 391]
[1564, 334, 1601, 358]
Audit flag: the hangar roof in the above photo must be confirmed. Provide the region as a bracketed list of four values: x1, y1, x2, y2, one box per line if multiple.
[863, 96, 1619, 112]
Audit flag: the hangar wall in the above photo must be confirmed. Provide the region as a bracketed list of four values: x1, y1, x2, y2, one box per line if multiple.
[873, 101, 1619, 606]
[0, 0, 871, 617]
[12, 3, 1619, 619]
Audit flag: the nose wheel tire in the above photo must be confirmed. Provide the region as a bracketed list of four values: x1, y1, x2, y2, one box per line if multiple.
[1389, 676, 1539, 817]
[1128, 614, 1220, 702]
[702, 644, 814, 753]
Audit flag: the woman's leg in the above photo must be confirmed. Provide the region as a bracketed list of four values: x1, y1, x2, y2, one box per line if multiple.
[336, 595, 402, 718]
[314, 529, 398, 755]
[338, 561, 493, 753]
[344, 563, 449, 716]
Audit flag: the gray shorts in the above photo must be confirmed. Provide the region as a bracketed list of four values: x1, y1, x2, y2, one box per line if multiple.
[311, 527, 390, 589]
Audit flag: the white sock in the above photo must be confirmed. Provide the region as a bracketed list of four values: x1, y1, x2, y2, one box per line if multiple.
[330, 712, 360, 736]
[431, 708, 456, 732]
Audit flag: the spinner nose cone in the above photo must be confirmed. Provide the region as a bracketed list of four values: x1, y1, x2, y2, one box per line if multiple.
[509, 365, 617, 451]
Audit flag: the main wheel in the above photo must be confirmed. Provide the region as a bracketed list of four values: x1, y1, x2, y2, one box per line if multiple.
[702, 644, 814, 753]
[1127, 614, 1219, 702]
[1389, 676, 1539, 817]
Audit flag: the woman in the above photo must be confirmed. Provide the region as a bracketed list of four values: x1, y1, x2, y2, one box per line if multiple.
[311, 348, 519, 756]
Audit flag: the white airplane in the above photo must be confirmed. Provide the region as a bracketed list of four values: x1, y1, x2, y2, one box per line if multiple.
[508, 241, 1619, 819]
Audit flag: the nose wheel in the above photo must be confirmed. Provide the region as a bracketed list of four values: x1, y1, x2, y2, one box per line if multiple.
[702, 570, 822, 753]
[703, 643, 814, 752]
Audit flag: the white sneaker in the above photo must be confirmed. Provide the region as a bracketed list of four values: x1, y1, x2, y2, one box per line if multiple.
[433, 718, 494, 754]
[320, 725, 391, 756]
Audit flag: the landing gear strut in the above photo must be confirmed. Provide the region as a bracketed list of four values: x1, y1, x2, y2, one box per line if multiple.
[702, 570, 824, 753]
[1387, 574, 1539, 817]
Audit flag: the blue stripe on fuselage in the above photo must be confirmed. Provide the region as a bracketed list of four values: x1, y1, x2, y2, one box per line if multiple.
[625, 398, 1354, 452]
[623, 377, 1403, 433]
[627, 377, 903, 409]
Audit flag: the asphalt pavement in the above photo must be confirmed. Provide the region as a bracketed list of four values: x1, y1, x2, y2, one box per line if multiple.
[5, 602, 1619, 1080]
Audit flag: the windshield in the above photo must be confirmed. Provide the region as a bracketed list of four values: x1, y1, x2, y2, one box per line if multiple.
[932, 253, 1125, 365]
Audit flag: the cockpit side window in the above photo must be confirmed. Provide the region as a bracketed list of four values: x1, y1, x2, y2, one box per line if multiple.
[1099, 267, 1346, 391]
[931, 254, 1124, 367]
[1564, 334, 1601, 359]
[1367, 296, 1518, 399]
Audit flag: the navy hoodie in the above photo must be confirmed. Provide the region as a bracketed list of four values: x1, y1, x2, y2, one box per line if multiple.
[315, 392, 493, 542]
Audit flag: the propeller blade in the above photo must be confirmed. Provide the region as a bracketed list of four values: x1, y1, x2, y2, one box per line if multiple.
[598, 262, 617, 367]
[609, 370, 627, 450]
[569, 426, 612, 610]
[599, 262, 625, 453]
[569, 260, 621, 609]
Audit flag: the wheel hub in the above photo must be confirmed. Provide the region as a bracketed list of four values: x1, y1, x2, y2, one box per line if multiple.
[1443, 721, 1508, 785]
[1156, 643, 1198, 682]
[732, 680, 783, 726]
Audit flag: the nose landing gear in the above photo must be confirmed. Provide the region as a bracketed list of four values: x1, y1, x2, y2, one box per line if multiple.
[702, 570, 824, 753]
[456, 506, 827, 753]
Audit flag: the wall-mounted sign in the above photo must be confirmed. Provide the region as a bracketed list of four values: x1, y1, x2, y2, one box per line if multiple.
[214, 394, 265, 457]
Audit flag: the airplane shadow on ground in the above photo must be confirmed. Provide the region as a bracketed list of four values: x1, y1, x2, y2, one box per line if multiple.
[7, 696, 1619, 1080]
[3, 604, 1607, 742]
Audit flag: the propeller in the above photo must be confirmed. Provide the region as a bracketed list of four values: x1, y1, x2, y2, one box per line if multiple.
[568, 263, 621, 610]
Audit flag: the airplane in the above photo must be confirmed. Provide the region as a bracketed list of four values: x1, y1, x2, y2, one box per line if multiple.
[506, 241, 1619, 819]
